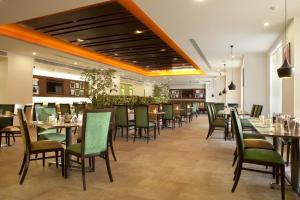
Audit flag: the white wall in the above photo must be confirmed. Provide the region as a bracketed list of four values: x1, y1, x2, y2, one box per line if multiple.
[206, 76, 226, 103]
[243, 53, 268, 115]
[226, 68, 241, 106]
[293, 16, 300, 117]
[0, 53, 33, 104]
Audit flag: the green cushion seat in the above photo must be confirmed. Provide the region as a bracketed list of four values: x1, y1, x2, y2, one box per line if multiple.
[39, 133, 65, 143]
[31, 140, 63, 151]
[212, 119, 227, 127]
[244, 149, 284, 165]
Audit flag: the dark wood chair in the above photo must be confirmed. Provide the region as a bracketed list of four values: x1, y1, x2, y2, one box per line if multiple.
[114, 105, 135, 141]
[65, 109, 113, 190]
[17, 109, 64, 184]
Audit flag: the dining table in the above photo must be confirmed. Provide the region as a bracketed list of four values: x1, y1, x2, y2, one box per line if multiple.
[248, 118, 300, 195]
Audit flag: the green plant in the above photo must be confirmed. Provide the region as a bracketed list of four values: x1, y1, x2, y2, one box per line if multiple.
[81, 68, 117, 107]
[153, 83, 170, 103]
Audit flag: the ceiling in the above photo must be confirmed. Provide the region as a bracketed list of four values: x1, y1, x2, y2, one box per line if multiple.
[19, 1, 191, 71]
[0, 0, 299, 80]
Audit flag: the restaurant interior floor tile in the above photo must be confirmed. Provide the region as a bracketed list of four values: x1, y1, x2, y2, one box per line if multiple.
[0, 115, 298, 200]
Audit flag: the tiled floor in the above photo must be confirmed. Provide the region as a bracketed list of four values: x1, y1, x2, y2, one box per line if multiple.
[0, 115, 299, 200]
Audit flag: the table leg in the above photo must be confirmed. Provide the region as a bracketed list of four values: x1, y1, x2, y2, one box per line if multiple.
[291, 138, 300, 194]
[273, 138, 279, 151]
[65, 127, 73, 168]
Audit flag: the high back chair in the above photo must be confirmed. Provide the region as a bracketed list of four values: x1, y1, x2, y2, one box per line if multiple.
[162, 104, 175, 129]
[231, 110, 285, 200]
[180, 103, 192, 123]
[134, 105, 156, 143]
[0, 104, 20, 147]
[114, 105, 135, 141]
[206, 103, 229, 140]
[47, 103, 56, 108]
[148, 104, 161, 134]
[33, 103, 43, 121]
[65, 109, 113, 190]
[17, 109, 64, 184]
[173, 103, 182, 128]
[35, 107, 65, 143]
[59, 104, 71, 115]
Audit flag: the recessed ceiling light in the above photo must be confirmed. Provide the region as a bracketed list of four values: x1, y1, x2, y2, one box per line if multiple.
[77, 38, 84, 42]
[134, 30, 143, 34]
[32, 52, 36, 56]
[133, 61, 137, 63]
[173, 58, 178, 61]
[74, 62, 78, 65]
[195, 0, 205, 2]
[114, 53, 118, 56]
[264, 22, 270, 27]
[231, 55, 235, 58]
[160, 48, 166, 52]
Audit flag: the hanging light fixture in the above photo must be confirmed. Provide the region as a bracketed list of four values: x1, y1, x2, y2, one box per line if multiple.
[222, 64, 227, 94]
[211, 78, 215, 97]
[228, 45, 236, 90]
[277, 0, 295, 78]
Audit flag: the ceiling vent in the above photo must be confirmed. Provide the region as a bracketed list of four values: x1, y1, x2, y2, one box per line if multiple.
[0, 50, 8, 57]
[189, 38, 212, 69]
[34, 58, 86, 71]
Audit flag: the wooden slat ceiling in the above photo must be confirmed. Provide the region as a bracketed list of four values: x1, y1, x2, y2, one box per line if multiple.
[19, 1, 192, 71]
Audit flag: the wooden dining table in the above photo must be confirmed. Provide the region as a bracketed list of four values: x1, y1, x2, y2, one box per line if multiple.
[248, 118, 300, 195]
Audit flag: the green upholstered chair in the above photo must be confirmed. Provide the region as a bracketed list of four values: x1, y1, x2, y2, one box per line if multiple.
[206, 103, 229, 140]
[148, 104, 161, 134]
[35, 107, 65, 143]
[33, 103, 43, 121]
[180, 103, 192, 123]
[241, 105, 263, 131]
[59, 104, 71, 115]
[231, 109, 285, 200]
[213, 103, 225, 118]
[173, 103, 182, 128]
[17, 109, 64, 184]
[192, 102, 198, 118]
[65, 109, 113, 190]
[0, 104, 21, 148]
[162, 104, 175, 129]
[114, 105, 135, 141]
[134, 105, 156, 143]
[47, 103, 56, 108]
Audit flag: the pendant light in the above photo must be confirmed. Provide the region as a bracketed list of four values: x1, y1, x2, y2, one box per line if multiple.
[211, 78, 215, 98]
[277, 0, 295, 78]
[228, 45, 236, 90]
[222, 64, 227, 94]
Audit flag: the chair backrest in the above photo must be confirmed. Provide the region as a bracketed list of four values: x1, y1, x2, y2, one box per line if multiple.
[33, 103, 43, 121]
[162, 104, 173, 120]
[17, 109, 32, 152]
[134, 105, 149, 128]
[24, 105, 32, 122]
[256, 105, 263, 117]
[206, 103, 213, 126]
[59, 104, 71, 114]
[213, 103, 224, 114]
[192, 102, 198, 112]
[173, 103, 181, 117]
[115, 105, 129, 126]
[47, 103, 56, 108]
[210, 103, 217, 120]
[0, 104, 15, 129]
[81, 110, 112, 155]
[228, 103, 239, 108]
[231, 109, 244, 160]
[73, 103, 86, 115]
[250, 104, 257, 117]
[35, 107, 57, 122]
[148, 104, 159, 121]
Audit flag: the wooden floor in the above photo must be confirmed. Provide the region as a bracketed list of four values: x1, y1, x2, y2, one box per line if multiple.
[0, 115, 298, 200]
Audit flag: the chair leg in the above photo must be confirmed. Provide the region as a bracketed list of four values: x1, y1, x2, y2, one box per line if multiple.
[232, 149, 237, 167]
[42, 152, 45, 167]
[61, 150, 64, 177]
[276, 167, 279, 184]
[81, 157, 86, 190]
[19, 154, 30, 184]
[55, 151, 59, 168]
[113, 126, 117, 141]
[281, 141, 284, 157]
[65, 152, 68, 179]
[154, 125, 157, 140]
[281, 166, 285, 200]
[146, 128, 150, 144]
[286, 143, 291, 166]
[206, 126, 212, 139]
[19, 153, 27, 175]
[126, 127, 129, 142]
[133, 128, 137, 142]
[105, 152, 113, 182]
[232, 162, 242, 192]
[110, 137, 117, 161]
